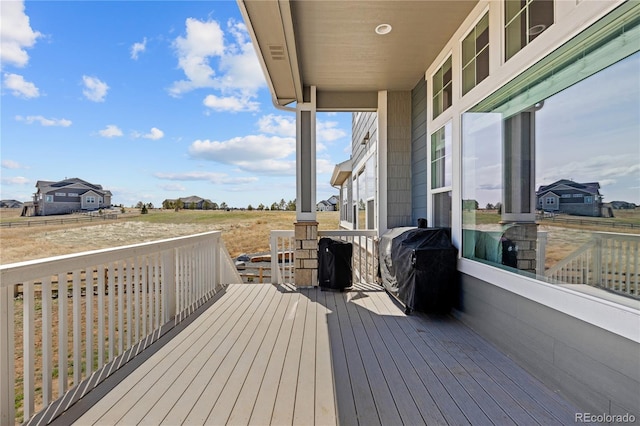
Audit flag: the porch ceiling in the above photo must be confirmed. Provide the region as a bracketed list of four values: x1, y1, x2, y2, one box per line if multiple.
[239, 0, 478, 110]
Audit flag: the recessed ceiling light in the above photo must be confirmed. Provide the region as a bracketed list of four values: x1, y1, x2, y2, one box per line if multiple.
[375, 24, 392, 35]
[528, 24, 546, 36]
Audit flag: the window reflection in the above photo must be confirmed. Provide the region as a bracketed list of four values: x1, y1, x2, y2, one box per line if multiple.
[463, 36, 639, 301]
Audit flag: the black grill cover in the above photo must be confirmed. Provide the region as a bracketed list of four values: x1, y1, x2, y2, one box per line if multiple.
[380, 228, 457, 313]
[318, 237, 353, 290]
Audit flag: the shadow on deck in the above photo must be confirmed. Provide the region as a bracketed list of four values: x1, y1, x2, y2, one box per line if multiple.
[52, 282, 580, 425]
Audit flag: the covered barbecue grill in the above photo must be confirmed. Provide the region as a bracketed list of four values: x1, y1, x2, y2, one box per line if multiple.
[379, 227, 458, 314]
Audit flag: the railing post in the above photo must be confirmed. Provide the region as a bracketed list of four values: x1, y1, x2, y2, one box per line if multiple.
[270, 232, 279, 284]
[536, 231, 547, 277]
[213, 234, 221, 291]
[163, 249, 176, 322]
[593, 234, 603, 287]
[0, 285, 15, 426]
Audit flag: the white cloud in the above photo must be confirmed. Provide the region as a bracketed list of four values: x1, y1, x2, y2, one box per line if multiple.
[99, 124, 123, 138]
[257, 114, 348, 145]
[258, 114, 295, 137]
[3, 73, 39, 98]
[1, 176, 30, 185]
[169, 18, 264, 111]
[144, 127, 164, 140]
[154, 171, 258, 185]
[317, 120, 347, 143]
[0, 0, 42, 68]
[203, 94, 259, 113]
[189, 134, 297, 176]
[82, 75, 109, 102]
[2, 160, 27, 169]
[169, 18, 223, 95]
[538, 155, 640, 187]
[189, 135, 295, 163]
[16, 115, 71, 127]
[159, 183, 187, 191]
[232, 159, 296, 176]
[130, 37, 147, 60]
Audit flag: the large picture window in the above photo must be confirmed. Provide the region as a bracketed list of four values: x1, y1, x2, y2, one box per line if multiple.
[505, 0, 554, 61]
[463, 4, 639, 302]
[432, 56, 452, 119]
[462, 13, 489, 95]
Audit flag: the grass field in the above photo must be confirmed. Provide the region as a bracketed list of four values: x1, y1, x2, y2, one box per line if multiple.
[0, 208, 340, 264]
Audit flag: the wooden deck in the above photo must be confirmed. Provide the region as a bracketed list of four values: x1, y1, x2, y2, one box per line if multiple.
[60, 282, 580, 425]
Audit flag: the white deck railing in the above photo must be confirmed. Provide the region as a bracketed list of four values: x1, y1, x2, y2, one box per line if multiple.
[269, 229, 379, 285]
[546, 232, 639, 298]
[0, 231, 240, 426]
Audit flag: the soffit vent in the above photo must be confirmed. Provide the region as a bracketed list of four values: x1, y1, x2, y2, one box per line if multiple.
[269, 45, 286, 61]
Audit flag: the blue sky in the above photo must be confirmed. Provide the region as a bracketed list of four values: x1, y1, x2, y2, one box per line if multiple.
[1, 0, 352, 208]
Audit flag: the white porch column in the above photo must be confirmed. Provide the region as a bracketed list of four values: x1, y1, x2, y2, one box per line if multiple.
[294, 86, 318, 287]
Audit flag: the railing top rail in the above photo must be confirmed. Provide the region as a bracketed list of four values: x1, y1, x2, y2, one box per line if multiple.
[592, 231, 640, 240]
[1, 231, 222, 287]
[318, 229, 378, 237]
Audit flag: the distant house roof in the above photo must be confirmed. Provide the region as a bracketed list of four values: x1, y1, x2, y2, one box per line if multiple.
[164, 196, 215, 205]
[536, 179, 600, 197]
[36, 178, 110, 197]
[0, 200, 23, 208]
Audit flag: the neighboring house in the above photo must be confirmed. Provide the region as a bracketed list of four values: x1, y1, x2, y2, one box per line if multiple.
[327, 195, 339, 209]
[316, 195, 339, 211]
[0, 200, 23, 209]
[536, 179, 603, 217]
[611, 200, 637, 209]
[316, 200, 333, 211]
[163, 196, 215, 210]
[240, 0, 638, 416]
[26, 178, 112, 216]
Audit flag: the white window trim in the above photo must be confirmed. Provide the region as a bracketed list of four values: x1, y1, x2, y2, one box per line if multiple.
[459, 258, 639, 343]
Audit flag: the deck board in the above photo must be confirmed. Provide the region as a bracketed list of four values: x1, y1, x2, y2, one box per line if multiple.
[70, 283, 581, 426]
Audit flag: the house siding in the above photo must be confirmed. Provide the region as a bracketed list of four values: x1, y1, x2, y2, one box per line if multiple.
[411, 78, 428, 225]
[457, 274, 640, 418]
[386, 91, 412, 229]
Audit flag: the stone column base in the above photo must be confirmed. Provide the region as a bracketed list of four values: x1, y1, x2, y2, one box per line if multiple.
[502, 222, 539, 274]
[294, 221, 318, 287]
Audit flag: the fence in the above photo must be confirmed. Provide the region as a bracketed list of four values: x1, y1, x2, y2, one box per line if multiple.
[0, 231, 240, 425]
[269, 229, 379, 286]
[1, 214, 119, 228]
[545, 232, 639, 298]
[537, 215, 639, 230]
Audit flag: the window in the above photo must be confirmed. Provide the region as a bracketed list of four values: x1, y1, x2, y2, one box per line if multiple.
[462, 13, 489, 95]
[432, 56, 452, 119]
[55, 192, 65, 197]
[86, 196, 95, 203]
[356, 170, 366, 230]
[45, 195, 53, 202]
[68, 192, 79, 197]
[463, 4, 638, 302]
[431, 122, 453, 227]
[431, 123, 452, 189]
[505, 0, 554, 61]
[341, 185, 349, 222]
[353, 157, 377, 230]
